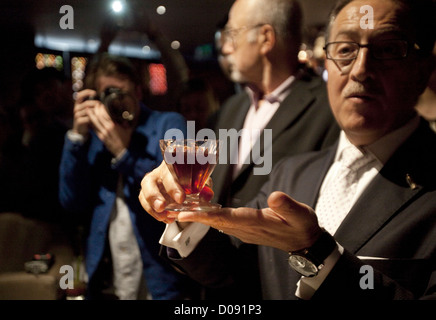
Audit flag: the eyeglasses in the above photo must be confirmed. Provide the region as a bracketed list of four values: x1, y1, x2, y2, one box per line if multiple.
[222, 23, 266, 49]
[324, 40, 418, 73]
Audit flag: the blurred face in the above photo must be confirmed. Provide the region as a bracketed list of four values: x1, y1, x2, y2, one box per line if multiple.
[325, 0, 427, 146]
[215, 30, 233, 80]
[221, 0, 264, 84]
[96, 74, 137, 98]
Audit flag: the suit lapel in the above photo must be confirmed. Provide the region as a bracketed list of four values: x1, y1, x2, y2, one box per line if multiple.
[235, 78, 317, 179]
[266, 79, 317, 142]
[334, 120, 436, 253]
[212, 94, 251, 203]
[334, 172, 423, 253]
[215, 94, 250, 180]
[221, 97, 250, 132]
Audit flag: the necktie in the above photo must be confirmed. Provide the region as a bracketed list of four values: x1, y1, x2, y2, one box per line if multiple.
[316, 145, 374, 234]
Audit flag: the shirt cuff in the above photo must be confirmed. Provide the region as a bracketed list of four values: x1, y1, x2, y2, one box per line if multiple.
[295, 242, 344, 300]
[159, 222, 210, 258]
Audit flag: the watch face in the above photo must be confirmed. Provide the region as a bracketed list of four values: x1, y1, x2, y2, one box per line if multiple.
[288, 255, 319, 277]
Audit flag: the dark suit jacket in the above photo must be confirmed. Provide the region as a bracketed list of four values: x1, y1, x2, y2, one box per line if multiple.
[166, 119, 436, 300]
[211, 71, 340, 207]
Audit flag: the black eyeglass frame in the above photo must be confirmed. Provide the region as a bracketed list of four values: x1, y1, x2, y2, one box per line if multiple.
[323, 40, 421, 72]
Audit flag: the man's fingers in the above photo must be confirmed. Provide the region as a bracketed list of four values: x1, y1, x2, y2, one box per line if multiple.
[138, 188, 162, 216]
[93, 102, 113, 123]
[156, 177, 182, 209]
[177, 207, 235, 229]
[140, 170, 168, 212]
[138, 178, 175, 224]
[139, 161, 185, 212]
[159, 165, 185, 204]
[75, 89, 97, 103]
[87, 103, 109, 133]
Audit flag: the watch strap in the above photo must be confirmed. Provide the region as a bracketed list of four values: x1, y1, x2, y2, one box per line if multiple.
[290, 230, 336, 266]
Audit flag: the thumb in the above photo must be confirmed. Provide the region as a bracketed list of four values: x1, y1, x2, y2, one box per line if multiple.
[267, 191, 317, 225]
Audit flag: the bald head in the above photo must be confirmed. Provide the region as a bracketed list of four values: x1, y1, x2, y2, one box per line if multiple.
[230, 0, 303, 53]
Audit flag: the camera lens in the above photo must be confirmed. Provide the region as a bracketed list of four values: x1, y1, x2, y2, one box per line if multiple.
[103, 88, 135, 124]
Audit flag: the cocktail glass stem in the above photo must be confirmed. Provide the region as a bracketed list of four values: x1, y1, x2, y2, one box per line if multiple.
[184, 193, 201, 204]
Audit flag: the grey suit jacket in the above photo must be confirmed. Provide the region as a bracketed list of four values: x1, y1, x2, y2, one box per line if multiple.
[254, 119, 436, 299]
[211, 71, 340, 207]
[165, 119, 436, 300]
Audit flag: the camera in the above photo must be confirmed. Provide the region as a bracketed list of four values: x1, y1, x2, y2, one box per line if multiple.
[87, 87, 136, 125]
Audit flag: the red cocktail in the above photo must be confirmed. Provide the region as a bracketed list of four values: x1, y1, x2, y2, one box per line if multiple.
[159, 139, 221, 212]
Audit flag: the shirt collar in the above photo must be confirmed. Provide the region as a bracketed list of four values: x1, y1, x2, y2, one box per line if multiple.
[245, 75, 296, 108]
[364, 115, 420, 164]
[336, 115, 420, 165]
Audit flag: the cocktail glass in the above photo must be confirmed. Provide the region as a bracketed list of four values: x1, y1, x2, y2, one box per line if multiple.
[159, 139, 221, 212]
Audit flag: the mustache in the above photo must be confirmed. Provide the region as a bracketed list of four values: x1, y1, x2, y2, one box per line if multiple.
[225, 54, 235, 65]
[343, 83, 382, 98]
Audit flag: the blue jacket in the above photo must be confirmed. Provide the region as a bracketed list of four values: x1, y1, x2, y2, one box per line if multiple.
[59, 103, 189, 299]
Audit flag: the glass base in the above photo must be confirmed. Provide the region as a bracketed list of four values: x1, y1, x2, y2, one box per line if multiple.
[165, 200, 221, 212]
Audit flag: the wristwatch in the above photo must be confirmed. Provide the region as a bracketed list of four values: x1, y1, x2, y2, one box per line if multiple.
[288, 230, 336, 277]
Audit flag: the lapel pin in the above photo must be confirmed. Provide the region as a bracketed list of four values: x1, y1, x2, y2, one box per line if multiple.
[406, 174, 418, 190]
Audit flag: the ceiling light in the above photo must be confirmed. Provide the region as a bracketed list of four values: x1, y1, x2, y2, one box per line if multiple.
[156, 6, 166, 15]
[111, 1, 124, 13]
[171, 41, 180, 50]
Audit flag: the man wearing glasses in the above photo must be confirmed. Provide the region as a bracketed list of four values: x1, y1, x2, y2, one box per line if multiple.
[208, 0, 340, 211]
[139, 0, 436, 300]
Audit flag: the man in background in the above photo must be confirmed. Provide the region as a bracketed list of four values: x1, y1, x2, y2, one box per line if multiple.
[211, 0, 339, 209]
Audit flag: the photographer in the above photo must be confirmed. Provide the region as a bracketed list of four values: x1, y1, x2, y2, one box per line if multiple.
[59, 53, 195, 300]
